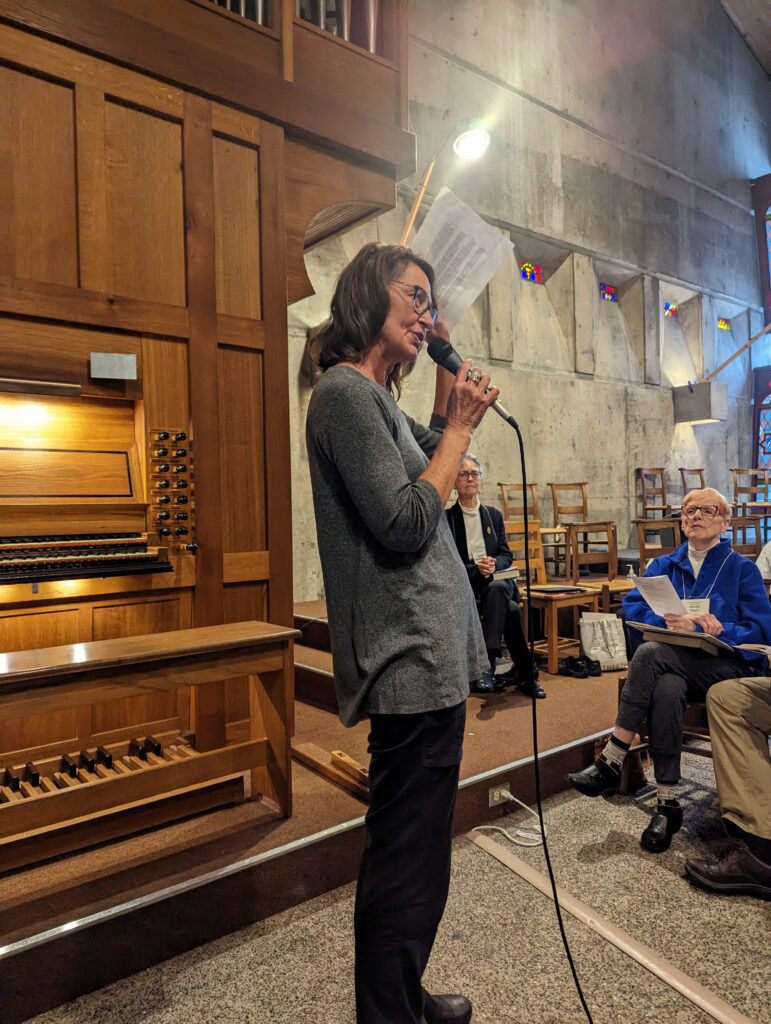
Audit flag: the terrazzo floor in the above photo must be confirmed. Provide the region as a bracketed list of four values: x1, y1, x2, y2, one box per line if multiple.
[25, 754, 770, 1024]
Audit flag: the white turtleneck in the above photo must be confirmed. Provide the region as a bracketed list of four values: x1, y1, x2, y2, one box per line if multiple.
[688, 537, 720, 579]
[460, 497, 487, 562]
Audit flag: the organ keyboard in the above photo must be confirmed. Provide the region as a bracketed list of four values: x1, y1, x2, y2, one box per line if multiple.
[0, 533, 172, 585]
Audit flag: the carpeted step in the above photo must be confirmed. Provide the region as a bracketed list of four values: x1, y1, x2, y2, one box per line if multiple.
[294, 643, 338, 712]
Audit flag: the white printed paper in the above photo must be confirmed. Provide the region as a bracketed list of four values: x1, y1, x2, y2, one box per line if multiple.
[410, 187, 514, 329]
[631, 575, 688, 617]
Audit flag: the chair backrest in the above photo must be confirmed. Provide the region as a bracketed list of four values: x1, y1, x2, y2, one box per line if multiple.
[548, 482, 588, 527]
[678, 467, 705, 496]
[567, 521, 619, 583]
[637, 467, 670, 518]
[730, 514, 762, 558]
[498, 482, 539, 522]
[635, 516, 683, 570]
[730, 468, 769, 510]
[503, 519, 547, 583]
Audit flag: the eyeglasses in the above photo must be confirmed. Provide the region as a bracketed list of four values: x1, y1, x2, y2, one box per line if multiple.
[458, 470, 482, 479]
[392, 281, 438, 325]
[681, 505, 722, 519]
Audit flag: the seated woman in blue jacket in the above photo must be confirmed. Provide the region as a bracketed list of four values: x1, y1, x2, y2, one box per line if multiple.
[446, 456, 545, 698]
[568, 487, 771, 853]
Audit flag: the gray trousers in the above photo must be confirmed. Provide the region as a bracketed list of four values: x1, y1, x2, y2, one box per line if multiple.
[616, 641, 749, 783]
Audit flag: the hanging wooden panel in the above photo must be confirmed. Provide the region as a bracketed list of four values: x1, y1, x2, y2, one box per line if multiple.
[212, 135, 262, 320]
[104, 100, 187, 305]
[0, 65, 78, 286]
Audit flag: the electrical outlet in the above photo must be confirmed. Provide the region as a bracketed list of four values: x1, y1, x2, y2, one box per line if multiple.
[488, 782, 510, 807]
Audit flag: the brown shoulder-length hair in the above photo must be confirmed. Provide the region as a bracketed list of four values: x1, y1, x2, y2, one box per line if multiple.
[307, 242, 436, 398]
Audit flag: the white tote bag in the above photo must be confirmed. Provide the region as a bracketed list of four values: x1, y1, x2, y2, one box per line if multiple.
[580, 612, 628, 671]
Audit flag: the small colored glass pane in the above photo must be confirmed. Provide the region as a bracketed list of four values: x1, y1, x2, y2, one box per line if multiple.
[520, 261, 542, 283]
[600, 283, 616, 301]
[717, 318, 730, 331]
[664, 302, 678, 318]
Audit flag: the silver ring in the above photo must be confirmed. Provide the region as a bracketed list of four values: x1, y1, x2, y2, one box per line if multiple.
[467, 369, 482, 383]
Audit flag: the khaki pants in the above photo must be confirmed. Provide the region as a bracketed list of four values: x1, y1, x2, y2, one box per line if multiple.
[706, 677, 771, 841]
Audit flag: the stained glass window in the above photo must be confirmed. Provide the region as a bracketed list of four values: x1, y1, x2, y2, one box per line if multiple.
[717, 318, 730, 331]
[600, 283, 617, 301]
[664, 302, 678, 318]
[757, 395, 771, 471]
[520, 261, 542, 283]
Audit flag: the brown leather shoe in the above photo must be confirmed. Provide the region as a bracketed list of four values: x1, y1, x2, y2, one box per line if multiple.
[685, 844, 771, 899]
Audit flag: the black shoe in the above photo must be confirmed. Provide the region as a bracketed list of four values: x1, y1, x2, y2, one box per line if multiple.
[567, 757, 620, 797]
[585, 658, 602, 676]
[472, 671, 495, 694]
[517, 679, 546, 698]
[559, 656, 588, 678]
[641, 803, 683, 853]
[496, 664, 518, 685]
[423, 992, 472, 1024]
[685, 844, 771, 899]
[491, 672, 507, 692]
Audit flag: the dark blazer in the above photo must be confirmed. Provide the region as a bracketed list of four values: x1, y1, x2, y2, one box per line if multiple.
[446, 501, 519, 600]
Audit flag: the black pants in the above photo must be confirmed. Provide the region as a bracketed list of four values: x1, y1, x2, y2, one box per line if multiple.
[354, 701, 466, 1024]
[477, 579, 529, 670]
[616, 641, 749, 783]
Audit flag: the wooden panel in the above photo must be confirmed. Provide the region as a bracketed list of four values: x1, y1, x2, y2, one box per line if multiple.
[0, 449, 133, 498]
[0, 608, 82, 756]
[141, 337, 189, 432]
[223, 582, 268, 725]
[0, 393, 137, 465]
[218, 347, 266, 552]
[259, 122, 293, 628]
[0, 317, 142, 400]
[90, 596, 188, 733]
[284, 138, 396, 303]
[75, 84, 109, 293]
[104, 101, 186, 305]
[0, 276, 190, 337]
[223, 551, 270, 584]
[0, 65, 78, 285]
[213, 136, 262, 320]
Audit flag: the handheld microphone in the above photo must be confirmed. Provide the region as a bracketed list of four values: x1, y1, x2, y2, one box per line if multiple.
[427, 336, 519, 430]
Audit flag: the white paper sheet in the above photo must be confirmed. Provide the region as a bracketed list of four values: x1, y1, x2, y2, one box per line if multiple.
[631, 575, 688, 617]
[410, 187, 513, 329]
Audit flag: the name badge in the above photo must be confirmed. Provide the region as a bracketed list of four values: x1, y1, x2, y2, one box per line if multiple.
[683, 598, 710, 615]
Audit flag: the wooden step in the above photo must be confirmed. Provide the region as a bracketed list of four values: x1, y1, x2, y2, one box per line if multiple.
[293, 600, 330, 652]
[294, 643, 338, 713]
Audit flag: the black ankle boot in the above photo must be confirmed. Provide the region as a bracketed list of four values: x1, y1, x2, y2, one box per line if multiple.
[641, 802, 683, 853]
[566, 756, 620, 797]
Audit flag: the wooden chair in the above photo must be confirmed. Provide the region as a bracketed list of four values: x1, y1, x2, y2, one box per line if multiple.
[499, 482, 564, 578]
[506, 520, 599, 672]
[503, 519, 547, 584]
[730, 514, 763, 558]
[678, 467, 705, 496]
[547, 482, 588, 577]
[730, 469, 771, 543]
[637, 467, 671, 518]
[567, 521, 633, 612]
[635, 517, 683, 571]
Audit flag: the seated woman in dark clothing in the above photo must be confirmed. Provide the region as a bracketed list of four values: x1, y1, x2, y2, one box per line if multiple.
[446, 455, 546, 698]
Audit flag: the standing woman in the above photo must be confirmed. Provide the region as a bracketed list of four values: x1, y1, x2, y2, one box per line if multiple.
[306, 242, 498, 1024]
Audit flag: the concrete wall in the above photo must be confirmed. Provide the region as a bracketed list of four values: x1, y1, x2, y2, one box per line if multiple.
[289, 0, 771, 602]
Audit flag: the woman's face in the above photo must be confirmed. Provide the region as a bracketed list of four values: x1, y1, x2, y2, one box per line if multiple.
[375, 263, 435, 369]
[455, 460, 482, 502]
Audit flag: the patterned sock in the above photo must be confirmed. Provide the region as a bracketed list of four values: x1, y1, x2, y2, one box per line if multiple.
[656, 781, 679, 805]
[599, 735, 629, 772]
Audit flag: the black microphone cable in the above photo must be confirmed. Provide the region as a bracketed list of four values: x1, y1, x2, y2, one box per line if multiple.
[516, 421, 594, 1024]
[426, 336, 593, 1022]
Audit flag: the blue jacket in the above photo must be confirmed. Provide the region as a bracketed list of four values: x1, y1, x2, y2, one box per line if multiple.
[622, 537, 771, 671]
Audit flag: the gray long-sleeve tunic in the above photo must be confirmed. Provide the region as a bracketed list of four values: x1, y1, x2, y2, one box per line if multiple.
[306, 364, 487, 727]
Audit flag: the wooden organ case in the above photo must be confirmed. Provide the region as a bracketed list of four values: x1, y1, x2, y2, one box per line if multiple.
[0, 0, 412, 876]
